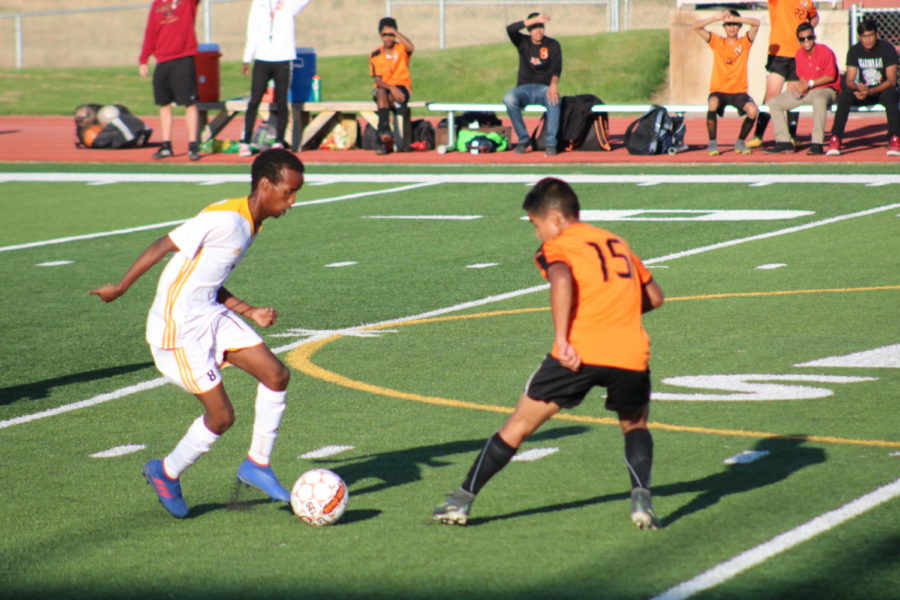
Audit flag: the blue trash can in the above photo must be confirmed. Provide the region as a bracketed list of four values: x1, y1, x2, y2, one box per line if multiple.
[289, 47, 317, 102]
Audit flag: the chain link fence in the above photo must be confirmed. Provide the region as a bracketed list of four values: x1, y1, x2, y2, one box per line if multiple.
[850, 5, 900, 48]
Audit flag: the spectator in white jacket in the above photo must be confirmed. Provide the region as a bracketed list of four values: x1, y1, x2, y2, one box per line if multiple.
[240, 0, 312, 156]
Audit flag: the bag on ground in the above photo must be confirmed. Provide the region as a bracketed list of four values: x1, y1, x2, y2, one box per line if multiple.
[623, 105, 686, 155]
[531, 94, 611, 152]
[410, 119, 436, 150]
[74, 104, 151, 149]
[454, 129, 508, 153]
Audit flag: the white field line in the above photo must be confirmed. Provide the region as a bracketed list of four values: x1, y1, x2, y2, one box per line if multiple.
[650, 476, 900, 600]
[0, 181, 441, 253]
[3, 172, 900, 185]
[4, 200, 898, 432]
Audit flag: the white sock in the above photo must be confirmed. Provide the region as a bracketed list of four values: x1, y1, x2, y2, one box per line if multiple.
[163, 416, 219, 479]
[247, 383, 287, 466]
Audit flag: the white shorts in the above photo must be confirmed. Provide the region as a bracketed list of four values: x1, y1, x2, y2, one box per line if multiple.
[150, 311, 263, 394]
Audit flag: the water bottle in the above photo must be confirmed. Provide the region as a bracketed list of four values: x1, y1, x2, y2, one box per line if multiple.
[310, 75, 321, 102]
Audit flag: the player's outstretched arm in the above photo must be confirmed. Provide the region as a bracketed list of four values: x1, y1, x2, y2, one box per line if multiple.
[89, 235, 177, 302]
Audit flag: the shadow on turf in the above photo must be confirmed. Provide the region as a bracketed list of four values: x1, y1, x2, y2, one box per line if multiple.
[0, 361, 155, 405]
[655, 436, 826, 527]
[320, 425, 591, 497]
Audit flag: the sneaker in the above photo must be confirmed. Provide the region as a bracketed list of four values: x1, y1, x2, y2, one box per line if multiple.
[825, 135, 841, 156]
[745, 136, 763, 149]
[380, 133, 394, 154]
[187, 144, 201, 161]
[887, 135, 900, 157]
[238, 143, 252, 157]
[236, 457, 290, 502]
[765, 142, 795, 154]
[707, 142, 719, 156]
[152, 145, 173, 160]
[806, 143, 824, 155]
[513, 140, 530, 154]
[375, 144, 389, 156]
[545, 147, 559, 156]
[143, 459, 189, 518]
[734, 139, 751, 154]
[630, 487, 661, 530]
[432, 487, 475, 525]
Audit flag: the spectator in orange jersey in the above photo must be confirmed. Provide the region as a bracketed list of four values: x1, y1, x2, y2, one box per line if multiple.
[693, 10, 761, 155]
[432, 177, 666, 530]
[369, 17, 415, 155]
[749, 0, 819, 148]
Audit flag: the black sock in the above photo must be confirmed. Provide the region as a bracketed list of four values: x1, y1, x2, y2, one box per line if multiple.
[624, 429, 654, 489]
[706, 111, 717, 141]
[739, 116, 754, 140]
[377, 108, 390, 135]
[788, 111, 799, 138]
[754, 112, 771, 138]
[462, 433, 517, 495]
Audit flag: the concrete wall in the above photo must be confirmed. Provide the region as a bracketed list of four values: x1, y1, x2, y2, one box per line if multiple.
[668, 10, 850, 104]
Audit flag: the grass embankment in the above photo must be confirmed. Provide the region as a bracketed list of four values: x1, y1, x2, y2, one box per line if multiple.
[0, 30, 668, 116]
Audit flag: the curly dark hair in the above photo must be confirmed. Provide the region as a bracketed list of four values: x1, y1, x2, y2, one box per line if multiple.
[250, 149, 304, 192]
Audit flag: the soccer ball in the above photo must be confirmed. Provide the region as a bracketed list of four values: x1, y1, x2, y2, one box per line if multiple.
[290, 468, 348, 526]
[97, 104, 121, 126]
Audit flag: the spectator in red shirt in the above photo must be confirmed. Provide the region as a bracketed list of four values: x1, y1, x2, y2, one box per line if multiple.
[139, 0, 202, 161]
[766, 22, 839, 155]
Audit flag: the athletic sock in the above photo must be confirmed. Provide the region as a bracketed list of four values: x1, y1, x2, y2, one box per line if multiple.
[461, 433, 518, 495]
[624, 428, 654, 490]
[164, 415, 220, 479]
[754, 111, 771, 139]
[377, 108, 390, 136]
[787, 111, 799, 139]
[247, 383, 287, 466]
[706, 111, 717, 140]
[738, 116, 755, 140]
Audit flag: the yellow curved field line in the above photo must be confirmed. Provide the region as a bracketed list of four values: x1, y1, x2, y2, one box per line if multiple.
[287, 286, 900, 449]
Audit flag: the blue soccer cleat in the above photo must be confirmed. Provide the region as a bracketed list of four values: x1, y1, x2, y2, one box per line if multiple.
[143, 459, 189, 518]
[237, 458, 291, 502]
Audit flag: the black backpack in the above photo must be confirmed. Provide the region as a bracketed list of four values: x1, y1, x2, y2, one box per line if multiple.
[531, 94, 611, 152]
[410, 119, 435, 150]
[623, 105, 686, 155]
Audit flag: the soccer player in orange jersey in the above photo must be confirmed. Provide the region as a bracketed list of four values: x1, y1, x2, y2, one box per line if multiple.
[369, 17, 415, 155]
[693, 10, 761, 155]
[433, 177, 665, 529]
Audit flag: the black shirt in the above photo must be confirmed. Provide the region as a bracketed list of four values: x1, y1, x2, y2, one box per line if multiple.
[846, 38, 898, 88]
[507, 21, 562, 86]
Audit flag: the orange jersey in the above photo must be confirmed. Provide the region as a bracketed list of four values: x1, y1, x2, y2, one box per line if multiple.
[708, 33, 753, 94]
[534, 221, 654, 371]
[369, 43, 412, 91]
[768, 0, 818, 57]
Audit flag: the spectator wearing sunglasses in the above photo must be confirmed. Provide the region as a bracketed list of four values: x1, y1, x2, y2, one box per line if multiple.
[765, 22, 838, 155]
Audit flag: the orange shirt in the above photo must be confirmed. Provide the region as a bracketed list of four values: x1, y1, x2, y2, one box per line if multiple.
[708, 33, 753, 94]
[768, 0, 818, 57]
[534, 221, 653, 371]
[369, 43, 412, 91]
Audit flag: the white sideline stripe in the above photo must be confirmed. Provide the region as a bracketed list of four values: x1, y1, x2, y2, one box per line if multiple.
[2, 201, 897, 432]
[3, 173, 900, 185]
[650, 477, 900, 600]
[0, 182, 440, 253]
[0, 378, 168, 430]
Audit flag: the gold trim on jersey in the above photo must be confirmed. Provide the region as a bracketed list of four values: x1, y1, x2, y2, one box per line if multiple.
[162, 249, 204, 348]
[174, 347, 202, 394]
[201, 196, 258, 235]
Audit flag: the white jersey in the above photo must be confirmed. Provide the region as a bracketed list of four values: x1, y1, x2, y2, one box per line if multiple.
[146, 197, 259, 350]
[242, 0, 311, 64]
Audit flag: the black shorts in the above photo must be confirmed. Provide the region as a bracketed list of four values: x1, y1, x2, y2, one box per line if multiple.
[153, 56, 199, 106]
[708, 92, 755, 116]
[765, 55, 798, 81]
[524, 354, 651, 414]
[372, 85, 410, 106]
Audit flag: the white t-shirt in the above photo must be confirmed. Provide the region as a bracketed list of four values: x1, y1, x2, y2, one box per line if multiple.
[146, 197, 258, 349]
[242, 0, 311, 63]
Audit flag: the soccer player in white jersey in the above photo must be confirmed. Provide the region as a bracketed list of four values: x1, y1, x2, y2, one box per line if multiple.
[90, 149, 304, 518]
